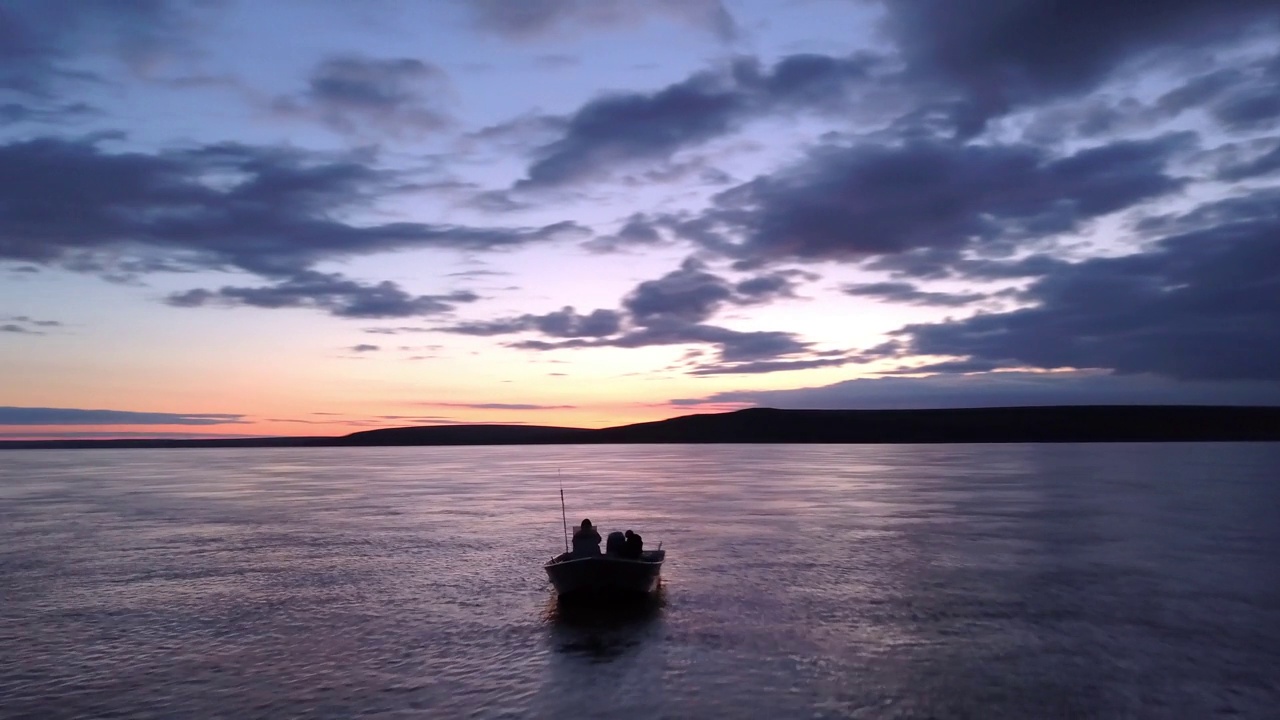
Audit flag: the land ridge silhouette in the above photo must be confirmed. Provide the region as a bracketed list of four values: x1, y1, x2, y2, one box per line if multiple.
[4, 405, 1280, 449]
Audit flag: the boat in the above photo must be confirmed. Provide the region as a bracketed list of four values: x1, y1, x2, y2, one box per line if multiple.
[544, 548, 665, 597]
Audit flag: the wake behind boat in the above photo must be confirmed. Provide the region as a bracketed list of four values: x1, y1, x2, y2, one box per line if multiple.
[544, 548, 665, 597]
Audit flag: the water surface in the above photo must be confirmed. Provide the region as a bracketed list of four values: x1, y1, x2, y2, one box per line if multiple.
[2, 443, 1279, 718]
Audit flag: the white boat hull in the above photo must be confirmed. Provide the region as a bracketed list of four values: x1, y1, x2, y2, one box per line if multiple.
[544, 550, 665, 596]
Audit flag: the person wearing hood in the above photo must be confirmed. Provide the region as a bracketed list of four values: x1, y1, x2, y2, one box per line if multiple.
[571, 518, 601, 557]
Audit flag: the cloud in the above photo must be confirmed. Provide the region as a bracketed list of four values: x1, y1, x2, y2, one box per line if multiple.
[694, 134, 1189, 266]
[1218, 141, 1280, 181]
[0, 431, 271, 440]
[622, 257, 735, 325]
[361, 326, 432, 335]
[0, 137, 588, 314]
[734, 269, 814, 301]
[465, 0, 737, 42]
[273, 56, 451, 138]
[517, 70, 744, 189]
[427, 402, 576, 410]
[673, 370, 1280, 409]
[0, 406, 246, 425]
[0, 137, 588, 274]
[843, 281, 988, 307]
[506, 324, 814, 366]
[494, 1, 1275, 178]
[467, 113, 568, 148]
[440, 257, 828, 373]
[0, 314, 61, 334]
[882, 0, 1280, 133]
[687, 355, 859, 376]
[166, 271, 480, 319]
[582, 213, 670, 254]
[0, 0, 213, 97]
[0, 101, 97, 126]
[514, 54, 876, 188]
[1213, 83, 1280, 130]
[1156, 52, 1280, 132]
[886, 189, 1280, 381]
[444, 306, 623, 338]
[886, 358, 1008, 375]
[349, 344, 380, 352]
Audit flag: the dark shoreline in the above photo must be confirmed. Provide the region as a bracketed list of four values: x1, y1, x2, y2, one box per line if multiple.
[4, 405, 1280, 449]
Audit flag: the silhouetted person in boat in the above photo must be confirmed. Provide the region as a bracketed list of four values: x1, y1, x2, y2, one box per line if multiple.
[572, 518, 601, 557]
[606, 530, 626, 556]
[623, 529, 643, 559]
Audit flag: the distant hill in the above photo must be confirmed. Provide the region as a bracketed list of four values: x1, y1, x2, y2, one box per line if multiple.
[587, 406, 1280, 443]
[338, 424, 591, 446]
[3, 405, 1279, 450]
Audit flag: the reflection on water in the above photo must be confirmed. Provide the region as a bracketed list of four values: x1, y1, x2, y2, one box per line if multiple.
[544, 587, 667, 663]
[2, 443, 1279, 718]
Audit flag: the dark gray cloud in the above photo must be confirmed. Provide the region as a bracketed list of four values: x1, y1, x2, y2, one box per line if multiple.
[1136, 188, 1280, 237]
[465, 0, 737, 42]
[886, 189, 1280, 381]
[883, 0, 1280, 133]
[0, 136, 587, 315]
[1214, 89, 1280, 131]
[444, 306, 622, 338]
[440, 258, 827, 373]
[0, 0, 211, 97]
[515, 54, 875, 188]
[0, 101, 97, 126]
[467, 113, 568, 147]
[582, 213, 669, 254]
[0, 314, 61, 334]
[622, 257, 734, 325]
[166, 272, 480, 319]
[0, 137, 587, 274]
[734, 269, 813, 301]
[687, 355, 858, 376]
[1218, 141, 1280, 181]
[349, 344, 380, 352]
[695, 134, 1189, 266]
[843, 281, 988, 307]
[1156, 52, 1280, 132]
[533, 307, 624, 337]
[517, 70, 743, 188]
[887, 358, 1008, 375]
[0, 406, 246, 425]
[273, 56, 451, 137]
[673, 371, 1280, 409]
[508, 324, 812, 367]
[863, 250, 1071, 281]
[618, 258, 811, 324]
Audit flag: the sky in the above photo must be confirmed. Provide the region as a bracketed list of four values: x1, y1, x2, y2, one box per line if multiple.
[2, 0, 1280, 440]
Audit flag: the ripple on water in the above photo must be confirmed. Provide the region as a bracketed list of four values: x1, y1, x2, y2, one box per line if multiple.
[2, 443, 1279, 718]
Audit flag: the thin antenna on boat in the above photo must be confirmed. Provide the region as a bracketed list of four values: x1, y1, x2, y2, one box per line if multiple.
[558, 468, 569, 554]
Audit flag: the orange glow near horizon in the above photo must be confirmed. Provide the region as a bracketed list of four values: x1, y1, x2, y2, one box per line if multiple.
[0, 400, 755, 441]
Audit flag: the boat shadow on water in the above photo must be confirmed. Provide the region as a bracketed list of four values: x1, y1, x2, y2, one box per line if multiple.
[541, 586, 668, 663]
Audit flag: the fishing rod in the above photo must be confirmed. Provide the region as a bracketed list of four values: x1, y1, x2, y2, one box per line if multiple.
[558, 468, 569, 554]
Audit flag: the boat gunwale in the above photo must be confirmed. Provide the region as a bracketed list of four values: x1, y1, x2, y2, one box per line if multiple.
[544, 552, 664, 569]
